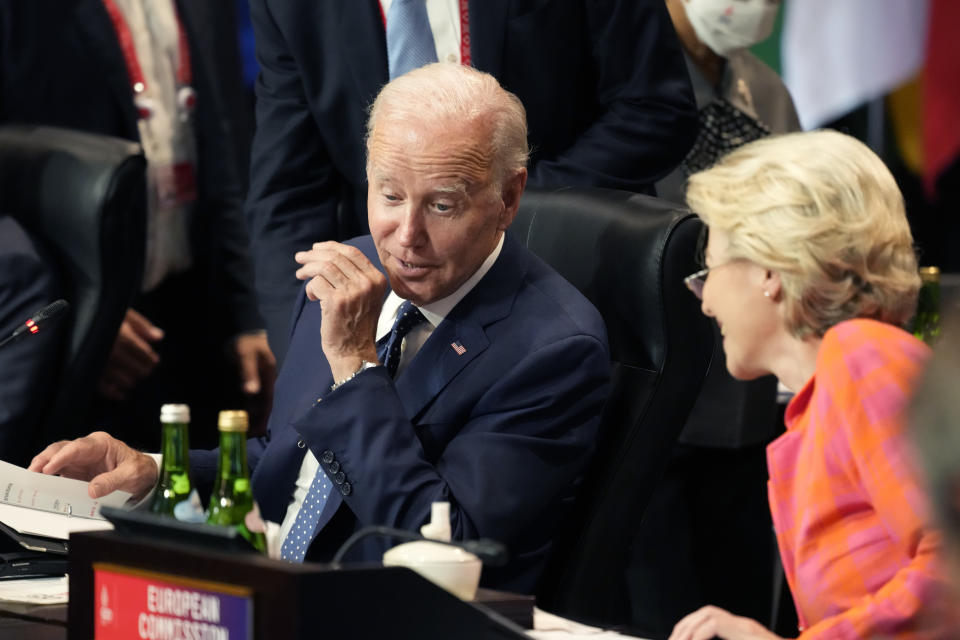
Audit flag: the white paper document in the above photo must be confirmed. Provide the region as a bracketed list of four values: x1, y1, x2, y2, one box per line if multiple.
[0, 576, 69, 604]
[0, 460, 130, 540]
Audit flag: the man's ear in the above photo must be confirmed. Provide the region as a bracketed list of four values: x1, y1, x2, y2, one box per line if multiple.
[498, 168, 527, 230]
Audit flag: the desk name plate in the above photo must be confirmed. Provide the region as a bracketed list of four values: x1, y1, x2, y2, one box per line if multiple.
[92, 562, 252, 640]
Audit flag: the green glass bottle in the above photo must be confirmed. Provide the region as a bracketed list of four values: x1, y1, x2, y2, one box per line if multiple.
[912, 266, 941, 345]
[150, 404, 203, 521]
[206, 410, 266, 553]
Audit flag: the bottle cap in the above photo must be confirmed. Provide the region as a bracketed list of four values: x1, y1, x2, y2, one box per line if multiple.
[218, 410, 249, 432]
[160, 404, 190, 423]
[920, 266, 940, 282]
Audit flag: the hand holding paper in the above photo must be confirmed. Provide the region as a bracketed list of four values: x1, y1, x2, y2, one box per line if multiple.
[28, 431, 158, 501]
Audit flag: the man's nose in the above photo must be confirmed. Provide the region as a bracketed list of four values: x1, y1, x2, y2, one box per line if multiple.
[396, 207, 426, 246]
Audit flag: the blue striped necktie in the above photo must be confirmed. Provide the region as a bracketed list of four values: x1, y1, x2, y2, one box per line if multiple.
[386, 0, 438, 79]
[279, 300, 425, 561]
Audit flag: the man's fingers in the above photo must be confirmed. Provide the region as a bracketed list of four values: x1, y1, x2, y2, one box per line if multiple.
[88, 451, 158, 500]
[125, 309, 164, 341]
[115, 326, 161, 370]
[238, 349, 261, 394]
[28, 441, 69, 473]
[88, 469, 126, 499]
[37, 438, 98, 478]
[234, 333, 276, 395]
[296, 259, 352, 288]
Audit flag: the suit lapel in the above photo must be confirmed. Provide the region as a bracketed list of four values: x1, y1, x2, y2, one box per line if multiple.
[339, 2, 389, 108]
[394, 234, 526, 420]
[468, 0, 509, 76]
[74, 0, 139, 137]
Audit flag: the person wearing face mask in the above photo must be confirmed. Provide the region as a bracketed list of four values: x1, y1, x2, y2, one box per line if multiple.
[657, 0, 799, 203]
[628, 2, 801, 635]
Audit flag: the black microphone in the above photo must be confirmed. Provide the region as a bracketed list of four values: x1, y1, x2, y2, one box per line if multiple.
[0, 299, 69, 350]
[331, 525, 510, 568]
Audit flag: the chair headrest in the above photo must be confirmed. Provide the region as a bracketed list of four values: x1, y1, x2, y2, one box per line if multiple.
[514, 186, 706, 371]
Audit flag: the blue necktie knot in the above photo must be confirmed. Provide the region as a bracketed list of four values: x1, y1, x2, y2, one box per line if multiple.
[379, 300, 426, 377]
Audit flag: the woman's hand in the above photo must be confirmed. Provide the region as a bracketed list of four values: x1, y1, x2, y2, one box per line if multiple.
[670, 605, 784, 640]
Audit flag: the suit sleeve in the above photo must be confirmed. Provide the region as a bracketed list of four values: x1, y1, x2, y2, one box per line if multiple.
[298, 333, 609, 548]
[245, 0, 346, 358]
[0, 220, 65, 466]
[527, 0, 698, 192]
[187, 11, 264, 338]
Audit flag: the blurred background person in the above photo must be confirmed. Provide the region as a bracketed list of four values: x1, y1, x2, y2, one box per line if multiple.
[0, 0, 274, 449]
[911, 312, 960, 617]
[629, 1, 800, 634]
[243, 0, 699, 363]
[669, 130, 949, 640]
[0, 215, 66, 466]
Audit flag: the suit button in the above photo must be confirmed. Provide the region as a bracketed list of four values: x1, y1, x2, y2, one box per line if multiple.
[321, 450, 335, 464]
[341, 482, 352, 496]
[334, 471, 346, 485]
[328, 460, 340, 473]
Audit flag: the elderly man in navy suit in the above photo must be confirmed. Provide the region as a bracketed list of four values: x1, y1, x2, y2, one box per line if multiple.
[246, 0, 697, 363]
[31, 63, 610, 593]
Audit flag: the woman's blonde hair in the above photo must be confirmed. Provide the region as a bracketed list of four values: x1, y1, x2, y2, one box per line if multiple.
[687, 130, 920, 339]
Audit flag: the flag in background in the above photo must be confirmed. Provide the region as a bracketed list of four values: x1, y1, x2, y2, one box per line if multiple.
[781, 0, 928, 130]
[922, 0, 960, 194]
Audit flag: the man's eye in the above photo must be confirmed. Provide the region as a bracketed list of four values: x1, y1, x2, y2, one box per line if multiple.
[383, 193, 400, 202]
[433, 202, 454, 213]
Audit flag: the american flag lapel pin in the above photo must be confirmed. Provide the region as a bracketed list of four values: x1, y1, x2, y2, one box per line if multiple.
[450, 340, 467, 356]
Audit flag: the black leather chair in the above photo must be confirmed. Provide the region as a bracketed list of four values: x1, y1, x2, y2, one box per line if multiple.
[511, 187, 714, 628]
[0, 125, 146, 444]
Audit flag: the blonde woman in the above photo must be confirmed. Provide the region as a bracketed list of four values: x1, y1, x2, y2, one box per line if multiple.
[670, 130, 948, 640]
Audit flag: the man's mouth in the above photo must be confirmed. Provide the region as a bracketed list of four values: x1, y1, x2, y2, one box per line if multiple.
[395, 256, 432, 274]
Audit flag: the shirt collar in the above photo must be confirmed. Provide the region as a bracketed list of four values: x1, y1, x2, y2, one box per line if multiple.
[377, 233, 505, 339]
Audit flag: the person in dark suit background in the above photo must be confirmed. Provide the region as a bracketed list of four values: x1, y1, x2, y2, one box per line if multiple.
[0, 0, 274, 449]
[31, 63, 611, 593]
[0, 216, 66, 466]
[245, 0, 698, 362]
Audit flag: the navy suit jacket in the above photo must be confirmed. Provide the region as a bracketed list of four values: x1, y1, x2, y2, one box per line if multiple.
[244, 0, 697, 361]
[192, 233, 610, 592]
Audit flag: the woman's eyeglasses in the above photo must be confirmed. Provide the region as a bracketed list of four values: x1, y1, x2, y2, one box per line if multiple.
[683, 267, 711, 300]
[683, 261, 739, 300]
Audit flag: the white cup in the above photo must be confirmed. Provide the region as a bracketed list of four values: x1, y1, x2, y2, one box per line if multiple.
[382, 540, 482, 600]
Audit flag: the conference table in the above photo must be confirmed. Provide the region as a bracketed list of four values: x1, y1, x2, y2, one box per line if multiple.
[0, 574, 650, 639]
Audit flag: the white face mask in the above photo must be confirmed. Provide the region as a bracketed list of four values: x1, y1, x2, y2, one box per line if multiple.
[683, 0, 781, 56]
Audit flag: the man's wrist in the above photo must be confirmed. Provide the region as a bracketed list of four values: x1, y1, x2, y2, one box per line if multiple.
[330, 360, 379, 391]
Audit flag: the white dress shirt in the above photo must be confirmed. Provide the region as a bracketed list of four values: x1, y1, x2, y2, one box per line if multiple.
[113, 0, 197, 291]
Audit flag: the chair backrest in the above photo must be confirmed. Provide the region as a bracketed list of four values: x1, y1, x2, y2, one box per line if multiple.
[512, 187, 714, 626]
[0, 125, 146, 443]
